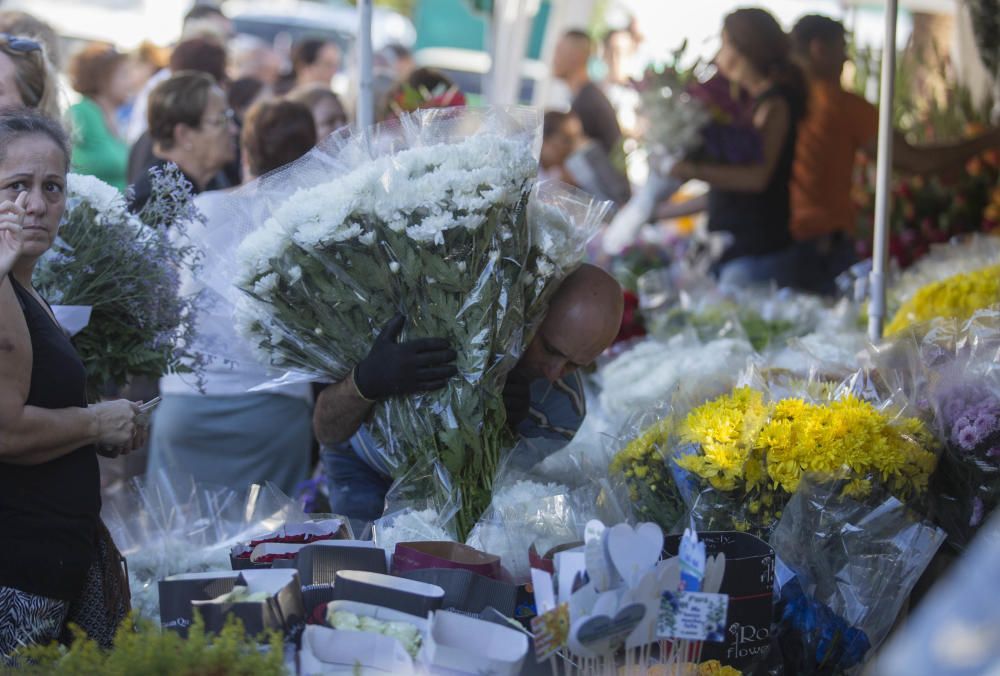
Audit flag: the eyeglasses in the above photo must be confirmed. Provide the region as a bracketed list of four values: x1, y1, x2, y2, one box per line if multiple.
[0, 34, 42, 54]
[202, 108, 235, 129]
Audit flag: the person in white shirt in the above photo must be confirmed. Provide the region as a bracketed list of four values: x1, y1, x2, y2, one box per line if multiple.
[147, 99, 318, 494]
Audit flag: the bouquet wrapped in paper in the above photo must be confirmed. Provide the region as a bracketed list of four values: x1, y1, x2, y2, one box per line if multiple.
[670, 379, 938, 538]
[770, 475, 945, 674]
[204, 107, 606, 537]
[32, 169, 202, 399]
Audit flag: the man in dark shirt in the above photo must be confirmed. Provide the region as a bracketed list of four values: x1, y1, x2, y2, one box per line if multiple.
[552, 30, 622, 156]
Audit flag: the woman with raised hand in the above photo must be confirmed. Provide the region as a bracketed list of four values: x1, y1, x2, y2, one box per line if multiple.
[0, 110, 139, 655]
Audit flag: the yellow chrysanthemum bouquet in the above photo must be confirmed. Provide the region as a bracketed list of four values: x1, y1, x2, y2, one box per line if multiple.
[885, 264, 1000, 336]
[672, 387, 938, 536]
[610, 416, 688, 529]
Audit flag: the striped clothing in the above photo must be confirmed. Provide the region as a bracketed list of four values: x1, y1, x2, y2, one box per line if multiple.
[350, 372, 587, 477]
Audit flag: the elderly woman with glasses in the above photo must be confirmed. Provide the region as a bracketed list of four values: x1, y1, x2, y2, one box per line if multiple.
[0, 32, 60, 118]
[128, 70, 236, 213]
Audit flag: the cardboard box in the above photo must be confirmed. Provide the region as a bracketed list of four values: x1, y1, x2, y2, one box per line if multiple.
[391, 541, 502, 580]
[333, 570, 444, 618]
[663, 531, 775, 671]
[299, 625, 416, 675]
[158, 571, 243, 637]
[398, 567, 518, 617]
[419, 610, 529, 676]
[273, 541, 387, 584]
[188, 568, 306, 640]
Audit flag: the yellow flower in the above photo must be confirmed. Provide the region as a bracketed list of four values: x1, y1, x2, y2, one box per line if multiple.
[886, 265, 1000, 336]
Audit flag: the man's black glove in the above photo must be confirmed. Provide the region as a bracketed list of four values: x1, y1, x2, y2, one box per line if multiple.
[503, 368, 533, 430]
[353, 314, 457, 400]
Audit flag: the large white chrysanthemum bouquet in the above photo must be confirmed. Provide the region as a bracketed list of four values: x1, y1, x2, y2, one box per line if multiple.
[208, 107, 606, 536]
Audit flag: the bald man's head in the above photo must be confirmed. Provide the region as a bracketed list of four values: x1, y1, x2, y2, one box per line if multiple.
[518, 264, 624, 383]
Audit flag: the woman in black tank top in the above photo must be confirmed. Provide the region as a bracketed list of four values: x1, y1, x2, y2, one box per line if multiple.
[669, 8, 808, 287]
[0, 111, 141, 655]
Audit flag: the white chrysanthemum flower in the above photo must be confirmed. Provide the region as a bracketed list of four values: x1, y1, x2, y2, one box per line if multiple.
[68, 173, 128, 220]
[358, 231, 376, 246]
[389, 261, 400, 273]
[253, 272, 279, 297]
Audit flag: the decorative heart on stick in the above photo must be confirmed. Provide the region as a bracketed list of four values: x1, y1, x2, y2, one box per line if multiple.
[607, 522, 664, 588]
[570, 603, 647, 657]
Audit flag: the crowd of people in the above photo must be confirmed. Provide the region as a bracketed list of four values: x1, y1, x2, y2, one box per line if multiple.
[0, 0, 995, 657]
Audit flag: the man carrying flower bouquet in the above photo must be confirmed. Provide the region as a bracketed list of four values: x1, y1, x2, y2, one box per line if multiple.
[789, 14, 1000, 294]
[313, 264, 624, 523]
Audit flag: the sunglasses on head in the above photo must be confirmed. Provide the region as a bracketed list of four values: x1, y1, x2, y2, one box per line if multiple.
[0, 33, 41, 54]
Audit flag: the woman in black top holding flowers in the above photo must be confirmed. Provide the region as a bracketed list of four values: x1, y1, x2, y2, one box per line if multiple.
[0, 110, 141, 655]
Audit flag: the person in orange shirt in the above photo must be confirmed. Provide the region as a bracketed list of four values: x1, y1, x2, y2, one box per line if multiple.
[789, 14, 1000, 294]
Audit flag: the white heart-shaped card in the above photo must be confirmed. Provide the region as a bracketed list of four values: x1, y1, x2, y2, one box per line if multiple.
[607, 522, 664, 588]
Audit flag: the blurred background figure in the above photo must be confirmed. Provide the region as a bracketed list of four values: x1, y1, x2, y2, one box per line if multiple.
[229, 76, 270, 126]
[179, 3, 234, 45]
[289, 37, 340, 91]
[371, 43, 415, 117]
[147, 99, 317, 495]
[67, 43, 131, 191]
[118, 41, 170, 132]
[128, 70, 237, 212]
[127, 37, 229, 185]
[541, 110, 630, 206]
[287, 84, 348, 142]
[0, 31, 60, 119]
[601, 27, 640, 139]
[229, 34, 281, 87]
[125, 5, 232, 146]
[552, 29, 622, 157]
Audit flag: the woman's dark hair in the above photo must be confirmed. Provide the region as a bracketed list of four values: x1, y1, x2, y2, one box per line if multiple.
[543, 110, 573, 139]
[292, 38, 334, 71]
[68, 42, 127, 99]
[286, 84, 347, 126]
[169, 37, 227, 85]
[0, 107, 70, 170]
[241, 99, 316, 176]
[229, 76, 267, 116]
[723, 8, 807, 115]
[147, 70, 217, 150]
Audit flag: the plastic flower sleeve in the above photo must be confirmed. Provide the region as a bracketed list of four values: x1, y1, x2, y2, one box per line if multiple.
[769, 475, 945, 674]
[197, 107, 608, 537]
[922, 314, 1000, 550]
[102, 471, 306, 619]
[372, 458, 461, 553]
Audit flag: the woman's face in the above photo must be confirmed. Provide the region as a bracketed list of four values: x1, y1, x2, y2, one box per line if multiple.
[312, 95, 346, 141]
[715, 30, 748, 85]
[0, 52, 25, 110]
[106, 61, 135, 107]
[0, 134, 67, 260]
[186, 86, 238, 175]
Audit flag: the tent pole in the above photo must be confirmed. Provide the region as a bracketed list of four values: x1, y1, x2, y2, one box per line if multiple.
[357, 0, 374, 128]
[868, 0, 898, 343]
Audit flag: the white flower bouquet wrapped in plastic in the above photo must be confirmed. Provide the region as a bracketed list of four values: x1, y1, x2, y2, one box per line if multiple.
[204, 107, 607, 536]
